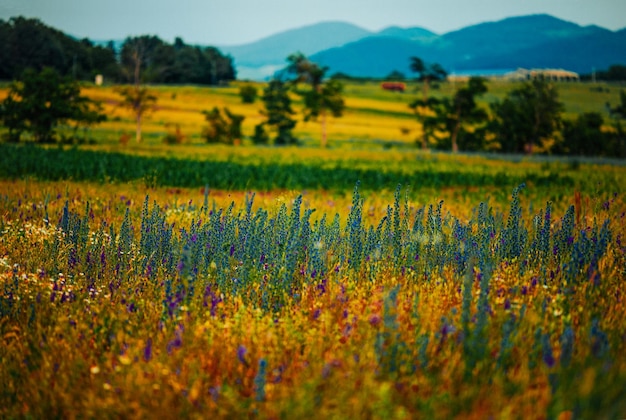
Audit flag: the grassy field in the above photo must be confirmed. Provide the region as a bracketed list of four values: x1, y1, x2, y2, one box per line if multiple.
[1, 79, 624, 148]
[1, 78, 626, 418]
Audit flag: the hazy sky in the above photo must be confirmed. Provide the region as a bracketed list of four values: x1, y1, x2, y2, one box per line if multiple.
[1, 0, 624, 46]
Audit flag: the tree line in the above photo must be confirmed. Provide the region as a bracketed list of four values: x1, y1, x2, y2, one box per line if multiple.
[1, 35, 625, 158]
[407, 62, 626, 158]
[0, 16, 235, 85]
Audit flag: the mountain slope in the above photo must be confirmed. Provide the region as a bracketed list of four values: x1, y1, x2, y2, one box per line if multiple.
[375, 26, 438, 42]
[221, 21, 372, 68]
[312, 36, 433, 78]
[310, 14, 625, 78]
[458, 27, 626, 73]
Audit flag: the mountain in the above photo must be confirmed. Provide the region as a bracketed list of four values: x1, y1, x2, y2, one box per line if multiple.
[455, 26, 626, 73]
[220, 21, 371, 79]
[375, 26, 438, 42]
[223, 14, 626, 80]
[311, 36, 432, 79]
[309, 14, 626, 78]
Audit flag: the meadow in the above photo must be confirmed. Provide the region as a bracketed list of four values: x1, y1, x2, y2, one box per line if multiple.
[1, 79, 626, 418]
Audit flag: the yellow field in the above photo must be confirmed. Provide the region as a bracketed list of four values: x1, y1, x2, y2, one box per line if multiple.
[2, 79, 623, 148]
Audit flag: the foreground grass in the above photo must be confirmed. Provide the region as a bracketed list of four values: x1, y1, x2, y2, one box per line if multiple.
[1, 179, 625, 418]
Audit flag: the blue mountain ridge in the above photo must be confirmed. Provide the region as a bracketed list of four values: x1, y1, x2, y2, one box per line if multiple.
[225, 14, 625, 79]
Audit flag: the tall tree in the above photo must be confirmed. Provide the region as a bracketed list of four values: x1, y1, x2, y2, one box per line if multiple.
[257, 79, 298, 146]
[409, 57, 447, 148]
[116, 86, 157, 143]
[0, 67, 106, 143]
[410, 57, 447, 100]
[489, 77, 563, 154]
[117, 36, 161, 143]
[412, 77, 489, 153]
[286, 53, 345, 148]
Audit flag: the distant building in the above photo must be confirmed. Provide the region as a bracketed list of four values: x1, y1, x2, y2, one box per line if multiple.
[447, 68, 580, 82]
[504, 68, 580, 81]
[381, 82, 406, 92]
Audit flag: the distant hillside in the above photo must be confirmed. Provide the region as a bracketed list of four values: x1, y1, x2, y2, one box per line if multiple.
[375, 26, 438, 42]
[309, 14, 626, 78]
[220, 21, 372, 70]
[456, 27, 626, 73]
[311, 36, 432, 78]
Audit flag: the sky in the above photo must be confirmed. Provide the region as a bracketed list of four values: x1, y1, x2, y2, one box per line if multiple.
[1, 0, 625, 46]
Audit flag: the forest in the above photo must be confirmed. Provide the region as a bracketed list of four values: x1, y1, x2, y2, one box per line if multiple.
[0, 17, 236, 85]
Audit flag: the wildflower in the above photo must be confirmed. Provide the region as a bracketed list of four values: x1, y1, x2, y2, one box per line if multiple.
[237, 345, 249, 367]
[542, 334, 555, 368]
[369, 314, 381, 327]
[143, 338, 152, 362]
[312, 308, 321, 320]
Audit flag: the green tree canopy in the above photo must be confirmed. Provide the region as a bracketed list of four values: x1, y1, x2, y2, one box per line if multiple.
[257, 79, 298, 146]
[0, 67, 106, 143]
[116, 85, 157, 143]
[0, 17, 235, 85]
[408, 57, 447, 148]
[201, 107, 245, 145]
[411, 77, 488, 153]
[489, 77, 564, 154]
[559, 112, 606, 156]
[285, 53, 345, 148]
[119, 36, 235, 85]
[0, 17, 119, 81]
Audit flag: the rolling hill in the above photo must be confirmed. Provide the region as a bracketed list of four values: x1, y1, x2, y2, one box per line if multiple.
[219, 21, 372, 79]
[225, 14, 626, 80]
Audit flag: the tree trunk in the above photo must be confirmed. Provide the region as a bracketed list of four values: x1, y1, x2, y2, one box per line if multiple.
[136, 113, 142, 143]
[421, 79, 430, 149]
[423, 79, 430, 102]
[321, 110, 327, 148]
[451, 121, 461, 153]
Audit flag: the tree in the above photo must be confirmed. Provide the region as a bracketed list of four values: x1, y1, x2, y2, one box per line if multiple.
[606, 90, 626, 158]
[257, 79, 298, 146]
[117, 36, 160, 143]
[116, 85, 157, 143]
[0, 67, 106, 143]
[410, 57, 447, 100]
[409, 57, 447, 149]
[559, 112, 606, 156]
[201, 107, 245, 145]
[386, 70, 406, 81]
[412, 77, 489, 153]
[610, 90, 626, 120]
[0, 17, 119, 81]
[239, 84, 258, 104]
[489, 77, 564, 154]
[286, 53, 345, 148]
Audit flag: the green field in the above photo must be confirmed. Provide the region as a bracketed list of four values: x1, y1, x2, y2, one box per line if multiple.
[1, 79, 626, 418]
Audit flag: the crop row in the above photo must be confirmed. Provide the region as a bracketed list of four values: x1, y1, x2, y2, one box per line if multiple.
[1, 144, 576, 191]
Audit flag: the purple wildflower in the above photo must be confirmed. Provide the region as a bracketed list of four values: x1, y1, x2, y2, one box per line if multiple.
[143, 338, 152, 362]
[237, 345, 248, 366]
[312, 308, 321, 320]
[369, 314, 381, 326]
